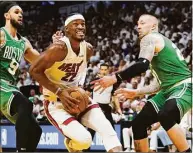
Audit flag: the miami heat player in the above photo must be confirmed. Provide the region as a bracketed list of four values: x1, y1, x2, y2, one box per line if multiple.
[30, 13, 122, 152]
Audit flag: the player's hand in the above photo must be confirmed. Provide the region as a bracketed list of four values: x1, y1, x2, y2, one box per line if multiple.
[52, 31, 63, 43]
[114, 88, 138, 100]
[58, 89, 80, 114]
[90, 75, 117, 93]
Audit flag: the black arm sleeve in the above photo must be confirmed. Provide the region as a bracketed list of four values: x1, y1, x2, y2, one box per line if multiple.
[116, 58, 150, 81]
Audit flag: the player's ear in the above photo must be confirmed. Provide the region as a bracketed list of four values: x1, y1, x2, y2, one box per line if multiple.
[4, 13, 10, 20]
[65, 26, 68, 32]
[152, 23, 157, 31]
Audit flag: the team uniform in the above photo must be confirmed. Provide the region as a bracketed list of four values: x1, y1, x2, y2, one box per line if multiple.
[132, 32, 192, 141]
[0, 27, 26, 123]
[149, 32, 192, 119]
[43, 36, 121, 151]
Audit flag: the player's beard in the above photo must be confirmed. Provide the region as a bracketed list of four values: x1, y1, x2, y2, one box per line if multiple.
[10, 18, 23, 29]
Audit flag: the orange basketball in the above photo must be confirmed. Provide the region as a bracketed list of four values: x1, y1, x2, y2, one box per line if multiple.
[69, 87, 89, 115]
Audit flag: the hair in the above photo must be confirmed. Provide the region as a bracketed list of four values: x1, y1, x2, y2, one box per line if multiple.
[100, 63, 109, 68]
[0, 1, 18, 26]
[140, 14, 159, 31]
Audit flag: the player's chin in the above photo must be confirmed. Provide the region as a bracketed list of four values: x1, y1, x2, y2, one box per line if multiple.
[138, 35, 144, 40]
[17, 22, 24, 28]
[76, 36, 85, 41]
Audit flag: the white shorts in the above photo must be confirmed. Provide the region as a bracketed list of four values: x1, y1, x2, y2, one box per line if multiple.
[43, 98, 121, 151]
[43, 98, 99, 135]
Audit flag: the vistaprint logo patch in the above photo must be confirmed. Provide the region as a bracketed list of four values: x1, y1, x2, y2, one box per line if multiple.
[1, 129, 7, 145]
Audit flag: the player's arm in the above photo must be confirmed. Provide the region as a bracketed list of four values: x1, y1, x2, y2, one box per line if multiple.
[112, 96, 122, 115]
[116, 34, 156, 81]
[0, 30, 6, 47]
[23, 38, 40, 64]
[115, 78, 160, 100]
[29, 41, 67, 94]
[136, 77, 160, 95]
[90, 34, 157, 92]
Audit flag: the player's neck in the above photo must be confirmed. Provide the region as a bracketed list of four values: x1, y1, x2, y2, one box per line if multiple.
[5, 23, 17, 38]
[151, 29, 158, 33]
[69, 39, 80, 54]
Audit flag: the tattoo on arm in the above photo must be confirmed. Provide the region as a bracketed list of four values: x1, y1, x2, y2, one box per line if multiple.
[0, 30, 6, 47]
[137, 78, 160, 95]
[139, 34, 156, 62]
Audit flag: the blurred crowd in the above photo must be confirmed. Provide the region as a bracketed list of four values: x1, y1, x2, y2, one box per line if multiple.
[1, 1, 192, 152]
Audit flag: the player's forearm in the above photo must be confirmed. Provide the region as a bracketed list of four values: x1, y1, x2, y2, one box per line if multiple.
[136, 78, 160, 95]
[113, 96, 121, 111]
[29, 69, 63, 95]
[116, 58, 150, 82]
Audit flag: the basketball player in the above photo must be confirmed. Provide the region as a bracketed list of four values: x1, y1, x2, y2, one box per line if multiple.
[91, 14, 192, 152]
[29, 13, 122, 152]
[0, 2, 42, 152]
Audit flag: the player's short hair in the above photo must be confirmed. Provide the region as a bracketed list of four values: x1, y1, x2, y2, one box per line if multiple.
[0, 1, 19, 26]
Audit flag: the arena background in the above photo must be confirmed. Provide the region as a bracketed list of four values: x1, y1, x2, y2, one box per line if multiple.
[0, 1, 192, 152]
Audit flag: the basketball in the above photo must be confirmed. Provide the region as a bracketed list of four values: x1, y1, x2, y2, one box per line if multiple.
[68, 87, 89, 115]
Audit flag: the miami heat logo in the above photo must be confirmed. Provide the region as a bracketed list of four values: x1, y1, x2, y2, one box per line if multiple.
[58, 60, 83, 82]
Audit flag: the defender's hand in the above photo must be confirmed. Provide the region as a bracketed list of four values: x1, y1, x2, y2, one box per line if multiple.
[90, 75, 117, 93]
[114, 88, 138, 100]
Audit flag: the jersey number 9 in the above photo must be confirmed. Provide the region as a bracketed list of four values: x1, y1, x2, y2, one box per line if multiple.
[8, 59, 19, 75]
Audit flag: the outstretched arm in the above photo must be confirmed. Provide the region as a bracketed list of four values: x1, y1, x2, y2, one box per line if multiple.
[137, 78, 160, 95]
[115, 78, 160, 100]
[91, 34, 156, 92]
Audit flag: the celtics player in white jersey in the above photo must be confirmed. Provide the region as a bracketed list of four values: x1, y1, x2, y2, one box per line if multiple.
[91, 14, 192, 152]
[0, 2, 42, 152]
[29, 13, 122, 152]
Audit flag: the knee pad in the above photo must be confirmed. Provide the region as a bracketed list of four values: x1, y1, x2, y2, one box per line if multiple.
[158, 99, 180, 131]
[158, 110, 176, 131]
[132, 120, 148, 140]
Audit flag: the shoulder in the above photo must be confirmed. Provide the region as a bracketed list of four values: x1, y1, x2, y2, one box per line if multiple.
[86, 42, 93, 50]
[0, 29, 6, 47]
[141, 33, 165, 53]
[141, 33, 164, 42]
[22, 37, 33, 51]
[50, 39, 68, 51]
[22, 37, 30, 44]
[140, 33, 156, 44]
[86, 42, 94, 60]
